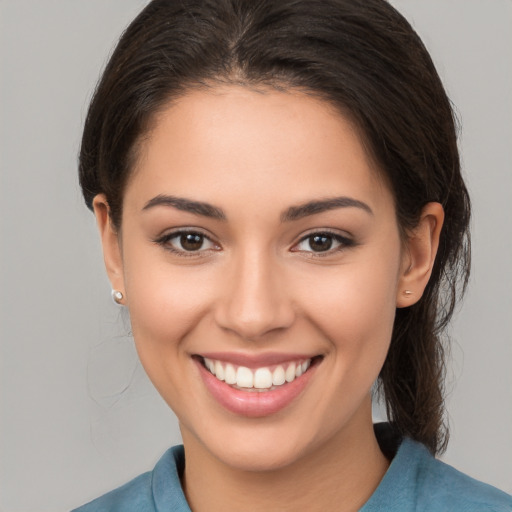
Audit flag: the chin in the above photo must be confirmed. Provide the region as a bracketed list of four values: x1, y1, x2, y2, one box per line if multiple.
[209, 432, 312, 472]
[182, 407, 346, 474]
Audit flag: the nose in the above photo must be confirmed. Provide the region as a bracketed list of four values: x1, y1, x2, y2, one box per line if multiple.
[214, 249, 295, 340]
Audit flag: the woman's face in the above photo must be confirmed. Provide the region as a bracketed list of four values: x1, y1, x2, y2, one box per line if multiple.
[100, 86, 410, 471]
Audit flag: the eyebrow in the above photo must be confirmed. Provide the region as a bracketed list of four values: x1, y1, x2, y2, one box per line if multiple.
[142, 194, 372, 222]
[281, 196, 373, 222]
[142, 194, 226, 220]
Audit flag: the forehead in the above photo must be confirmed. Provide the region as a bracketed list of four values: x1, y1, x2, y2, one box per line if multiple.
[125, 85, 392, 216]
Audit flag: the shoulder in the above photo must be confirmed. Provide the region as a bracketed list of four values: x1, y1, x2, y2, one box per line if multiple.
[363, 436, 512, 512]
[415, 444, 512, 511]
[72, 471, 154, 512]
[72, 445, 189, 512]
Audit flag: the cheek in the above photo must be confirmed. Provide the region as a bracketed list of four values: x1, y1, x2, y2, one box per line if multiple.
[121, 252, 220, 415]
[122, 249, 215, 362]
[295, 251, 400, 369]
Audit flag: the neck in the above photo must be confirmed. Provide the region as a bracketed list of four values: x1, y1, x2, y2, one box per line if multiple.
[181, 407, 389, 512]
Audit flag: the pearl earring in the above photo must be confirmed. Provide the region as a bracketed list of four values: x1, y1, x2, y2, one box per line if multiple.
[111, 290, 124, 304]
[403, 290, 413, 297]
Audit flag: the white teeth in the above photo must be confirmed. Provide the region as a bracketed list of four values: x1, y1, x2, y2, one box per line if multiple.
[254, 368, 273, 389]
[205, 358, 215, 373]
[215, 360, 225, 381]
[272, 366, 286, 386]
[224, 363, 237, 385]
[285, 363, 296, 383]
[204, 358, 313, 390]
[236, 366, 254, 388]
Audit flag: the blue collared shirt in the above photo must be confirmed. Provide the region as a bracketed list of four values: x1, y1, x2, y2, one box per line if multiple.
[73, 437, 512, 511]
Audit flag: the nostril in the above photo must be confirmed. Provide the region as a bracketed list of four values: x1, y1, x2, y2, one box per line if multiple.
[215, 304, 295, 340]
[213, 262, 296, 339]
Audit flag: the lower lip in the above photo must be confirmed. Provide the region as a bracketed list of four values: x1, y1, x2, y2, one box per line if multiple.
[195, 359, 318, 418]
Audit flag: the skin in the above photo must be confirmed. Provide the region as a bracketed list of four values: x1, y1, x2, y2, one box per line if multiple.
[94, 85, 443, 512]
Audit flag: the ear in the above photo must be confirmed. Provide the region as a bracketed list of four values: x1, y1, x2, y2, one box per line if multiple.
[93, 194, 125, 303]
[396, 202, 444, 308]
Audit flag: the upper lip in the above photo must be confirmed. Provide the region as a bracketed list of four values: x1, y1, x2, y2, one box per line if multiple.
[195, 352, 321, 368]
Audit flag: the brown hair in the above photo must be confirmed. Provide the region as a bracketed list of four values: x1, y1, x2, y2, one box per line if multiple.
[79, 0, 470, 454]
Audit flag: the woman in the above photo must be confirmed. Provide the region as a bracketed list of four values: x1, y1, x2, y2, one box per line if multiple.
[73, 0, 512, 510]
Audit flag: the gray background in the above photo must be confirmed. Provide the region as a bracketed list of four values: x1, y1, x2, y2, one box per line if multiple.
[0, 1, 511, 510]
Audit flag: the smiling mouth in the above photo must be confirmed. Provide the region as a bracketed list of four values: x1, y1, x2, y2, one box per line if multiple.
[198, 356, 322, 392]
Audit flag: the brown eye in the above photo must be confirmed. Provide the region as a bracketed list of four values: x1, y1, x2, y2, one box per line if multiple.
[155, 230, 218, 255]
[293, 231, 354, 254]
[180, 233, 205, 251]
[309, 234, 333, 252]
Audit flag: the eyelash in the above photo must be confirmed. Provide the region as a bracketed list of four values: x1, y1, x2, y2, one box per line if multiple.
[153, 229, 355, 258]
[153, 229, 220, 258]
[292, 230, 356, 257]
